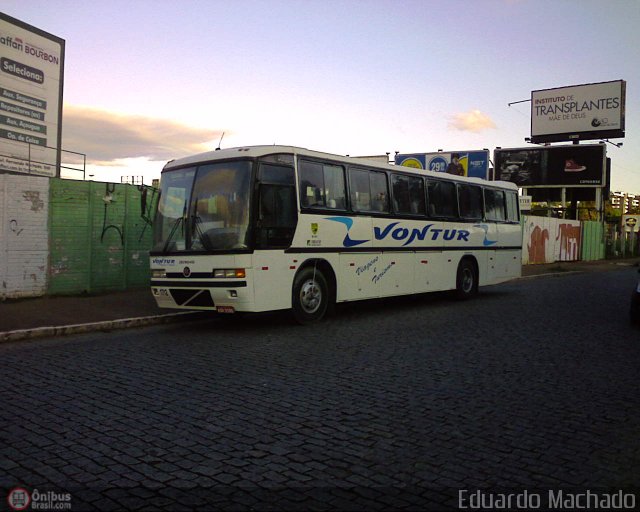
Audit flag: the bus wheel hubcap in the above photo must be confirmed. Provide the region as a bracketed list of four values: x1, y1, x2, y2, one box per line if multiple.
[462, 269, 473, 292]
[300, 280, 321, 313]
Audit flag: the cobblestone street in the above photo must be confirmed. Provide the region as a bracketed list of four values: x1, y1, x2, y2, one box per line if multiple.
[1, 268, 639, 510]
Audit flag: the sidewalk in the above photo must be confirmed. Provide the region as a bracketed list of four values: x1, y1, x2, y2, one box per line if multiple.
[519, 258, 639, 277]
[0, 287, 199, 343]
[1, 259, 638, 342]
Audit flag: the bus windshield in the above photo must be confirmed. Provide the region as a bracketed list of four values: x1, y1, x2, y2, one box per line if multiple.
[152, 160, 252, 252]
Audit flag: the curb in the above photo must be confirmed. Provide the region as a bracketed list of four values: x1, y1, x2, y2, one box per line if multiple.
[0, 311, 203, 344]
[519, 271, 584, 280]
[521, 261, 638, 280]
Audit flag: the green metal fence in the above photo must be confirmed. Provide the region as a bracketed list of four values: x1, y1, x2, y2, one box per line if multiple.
[581, 220, 605, 261]
[48, 179, 157, 295]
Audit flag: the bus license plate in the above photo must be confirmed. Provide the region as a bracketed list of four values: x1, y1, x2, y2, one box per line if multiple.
[217, 306, 235, 314]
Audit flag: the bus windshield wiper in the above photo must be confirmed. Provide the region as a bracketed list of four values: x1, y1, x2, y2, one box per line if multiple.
[191, 214, 214, 251]
[163, 207, 186, 252]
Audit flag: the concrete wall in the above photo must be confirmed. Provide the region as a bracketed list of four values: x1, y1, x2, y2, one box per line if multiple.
[0, 174, 50, 299]
[1, 176, 156, 300]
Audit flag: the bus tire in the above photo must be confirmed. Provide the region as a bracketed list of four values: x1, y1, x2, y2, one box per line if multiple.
[292, 267, 329, 324]
[455, 259, 478, 300]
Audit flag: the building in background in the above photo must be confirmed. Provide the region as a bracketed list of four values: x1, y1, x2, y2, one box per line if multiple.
[610, 191, 640, 213]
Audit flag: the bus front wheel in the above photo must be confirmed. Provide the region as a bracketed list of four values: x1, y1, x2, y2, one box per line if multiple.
[292, 267, 329, 324]
[455, 259, 478, 300]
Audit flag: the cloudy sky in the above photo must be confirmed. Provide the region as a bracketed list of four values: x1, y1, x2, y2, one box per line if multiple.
[2, 0, 639, 192]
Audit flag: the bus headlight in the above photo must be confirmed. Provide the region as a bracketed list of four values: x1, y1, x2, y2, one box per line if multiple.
[213, 268, 246, 278]
[152, 269, 166, 278]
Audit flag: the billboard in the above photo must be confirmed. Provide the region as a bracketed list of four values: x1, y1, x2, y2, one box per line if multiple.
[395, 150, 489, 179]
[622, 215, 640, 233]
[531, 80, 625, 144]
[0, 13, 65, 177]
[494, 144, 606, 187]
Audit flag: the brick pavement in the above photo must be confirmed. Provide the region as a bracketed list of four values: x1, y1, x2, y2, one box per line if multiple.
[0, 266, 639, 510]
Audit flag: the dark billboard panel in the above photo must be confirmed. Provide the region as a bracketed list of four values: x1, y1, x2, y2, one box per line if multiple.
[530, 80, 625, 144]
[494, 144, 606, 187]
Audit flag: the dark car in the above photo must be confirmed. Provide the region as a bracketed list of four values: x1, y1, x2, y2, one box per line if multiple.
[631, 269, 640, 326]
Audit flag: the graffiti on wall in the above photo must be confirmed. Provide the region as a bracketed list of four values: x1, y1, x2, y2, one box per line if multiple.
[138, 186, 156, 242]
[523, 216, 581, 264]
[100, 183, 124, 244]
[557, 223, 581, 261]
[99, 183, 156, 245]
[22, 191, 45, 212]
[527, 223, 549, 264]
[9, 219, 23, 236]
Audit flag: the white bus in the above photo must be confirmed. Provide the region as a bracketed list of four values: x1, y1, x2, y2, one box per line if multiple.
[150, 145, 521, 323]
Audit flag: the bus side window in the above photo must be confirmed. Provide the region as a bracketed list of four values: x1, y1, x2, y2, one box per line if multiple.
[392, 174, 425, 215]
[485, 189, 506, 221]
[299, 161, 324, 207]
[505, 191, 520, 222]
[349, 169, 371, 211]
[408, 176, 426, 215]
[350, 168, 388, 213]
[458, 184, 483, 220]
[427, 180, 457, 218]
[370, 172, 389, 213]
[323, 164, 346, 210]
[299, 160, 346, 210]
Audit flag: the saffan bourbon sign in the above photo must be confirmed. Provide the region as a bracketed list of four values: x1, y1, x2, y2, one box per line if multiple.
[0, 13, 65, 177]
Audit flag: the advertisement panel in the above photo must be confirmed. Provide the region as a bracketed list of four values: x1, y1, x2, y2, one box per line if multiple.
[531, 80, 625, 144]
[0, 13, 65, 177]
[623, 215, 640, 233]
[494, 144, 606, 187]
[395, 150, 489, 179]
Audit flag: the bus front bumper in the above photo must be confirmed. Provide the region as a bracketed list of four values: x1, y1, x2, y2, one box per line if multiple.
[150, 280, 252, 313]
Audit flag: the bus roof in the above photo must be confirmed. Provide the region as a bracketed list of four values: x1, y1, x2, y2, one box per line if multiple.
[163, 145, 518, 190]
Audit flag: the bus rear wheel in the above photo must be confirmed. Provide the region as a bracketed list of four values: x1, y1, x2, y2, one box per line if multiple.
[292, 267, 329, 324]
[455, 259, 478, 300]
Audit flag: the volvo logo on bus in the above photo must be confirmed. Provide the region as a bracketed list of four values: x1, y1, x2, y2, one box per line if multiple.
[183, 266, 191, 277]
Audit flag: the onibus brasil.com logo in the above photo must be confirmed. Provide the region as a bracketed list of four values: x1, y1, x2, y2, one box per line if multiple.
[7, 487, 71, 511]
